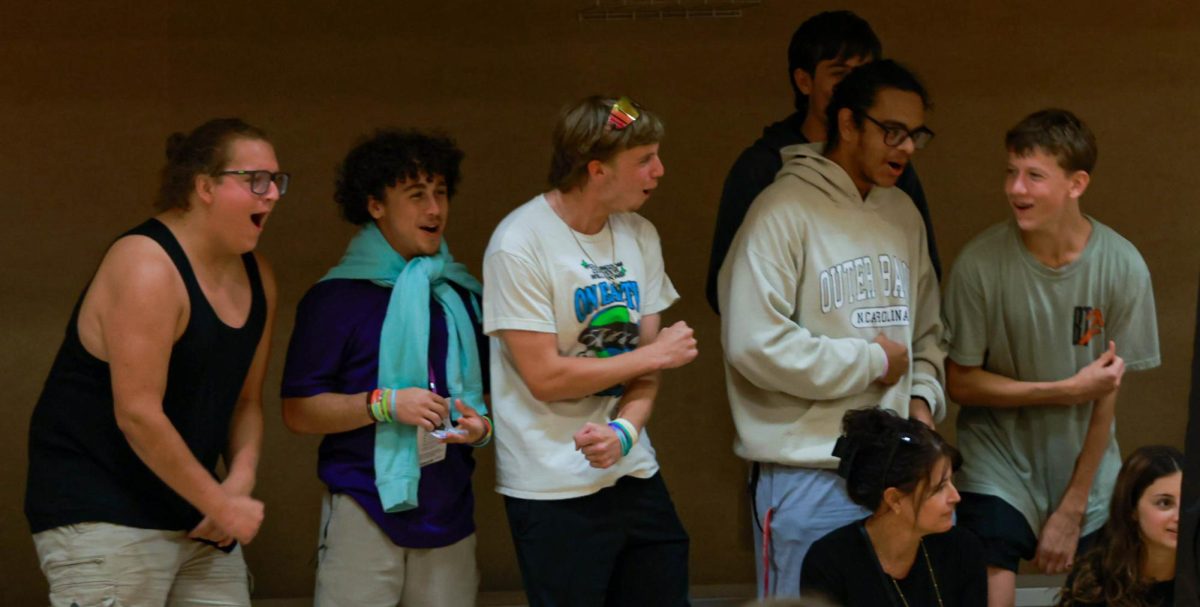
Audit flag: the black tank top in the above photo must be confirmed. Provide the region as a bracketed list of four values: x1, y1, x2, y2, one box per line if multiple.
[25, 218, 266, 533]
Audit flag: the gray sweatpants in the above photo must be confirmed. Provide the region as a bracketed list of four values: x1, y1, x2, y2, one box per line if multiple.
[752, 464, 870, 598]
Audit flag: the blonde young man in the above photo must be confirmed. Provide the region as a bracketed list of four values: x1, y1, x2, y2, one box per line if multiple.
[484, 95, 698, 606]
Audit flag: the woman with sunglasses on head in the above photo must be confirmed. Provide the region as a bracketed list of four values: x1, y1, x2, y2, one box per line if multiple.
[801, 407, 987, 606]
[1056, 445, 1182, 607]
[25, 118, 284, 606]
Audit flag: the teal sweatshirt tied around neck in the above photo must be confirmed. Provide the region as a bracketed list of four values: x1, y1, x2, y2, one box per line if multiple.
[321, 222, 485, 512]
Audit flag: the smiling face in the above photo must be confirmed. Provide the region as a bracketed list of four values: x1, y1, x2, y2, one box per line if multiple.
[369, 173, 448, 259]
[202, 137, 279, 253]
[1004, 147, 1090, 234]
[1136, 471, 1181, 557]
[592, 142, 664, 214]
[834, 87, 926, 197]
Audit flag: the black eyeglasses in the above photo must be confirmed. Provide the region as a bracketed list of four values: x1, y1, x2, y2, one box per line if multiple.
[218, 170, 290, 196]
[860, 114, 935, 150]
[879, 431, 918, 491]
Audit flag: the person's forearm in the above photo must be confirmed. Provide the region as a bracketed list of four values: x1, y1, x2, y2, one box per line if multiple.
[948, 361, 1081, 408]
[614, 372, 660, 432]
[116, 403, 229, 517]
[222, 396, 262, 494]
[282, 392, 373, 435]
[1059, 389, 1117, 516]
[504, 337, 663, 403]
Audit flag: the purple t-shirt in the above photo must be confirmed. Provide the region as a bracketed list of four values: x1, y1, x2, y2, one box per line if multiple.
[281, 278, 486, 548]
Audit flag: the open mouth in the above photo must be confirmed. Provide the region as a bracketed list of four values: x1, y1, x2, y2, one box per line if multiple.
[251, 213, 266, 228]
[419, 225, 439, 234]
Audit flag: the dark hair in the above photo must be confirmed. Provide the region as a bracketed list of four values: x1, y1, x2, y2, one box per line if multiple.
[333, 128, 464, 225]
[1005, 108, 1098, 174]
[548, 95, 664, 192]
[787, 10, 882, 112]
[156, 118, 269, 212]
[1057, 445, 1183, 607]
[824, 59, 930, 153]
[834, 407, 961, 511]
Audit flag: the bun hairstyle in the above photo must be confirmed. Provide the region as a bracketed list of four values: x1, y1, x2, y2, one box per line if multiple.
[832, 407, 961, 511]
[155, 118, 269, 212]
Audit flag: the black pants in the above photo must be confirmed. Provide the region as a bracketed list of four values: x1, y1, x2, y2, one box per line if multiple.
[504, 472, 690, 607]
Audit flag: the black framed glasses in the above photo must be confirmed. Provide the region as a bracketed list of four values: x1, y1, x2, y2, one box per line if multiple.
[860, 114, 935, 150]
[218, 170, 290, 196]
[607, 96, 641, 130]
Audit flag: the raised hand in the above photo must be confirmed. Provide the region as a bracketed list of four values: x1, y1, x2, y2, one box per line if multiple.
[1071, 341, 1124, 403]
[650, 321, 699, 370]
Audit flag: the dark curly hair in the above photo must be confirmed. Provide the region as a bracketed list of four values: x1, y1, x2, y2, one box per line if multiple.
[333, 128, 464, 225]
[1056, 445, 1183, 607]
[156, 118, 269, 212]
[824, 60, 930, 154]
[835, 407, 961, 511]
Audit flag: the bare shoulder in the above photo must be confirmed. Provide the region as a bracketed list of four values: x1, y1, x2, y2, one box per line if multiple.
[90, 234, 187, 317]
[77, 234, 188, 359]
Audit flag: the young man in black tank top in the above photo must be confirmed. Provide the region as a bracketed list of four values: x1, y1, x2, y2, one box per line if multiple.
[25, 118, 282, 606]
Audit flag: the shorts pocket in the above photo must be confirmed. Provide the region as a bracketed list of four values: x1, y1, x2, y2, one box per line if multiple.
[46, 555, 116, 607]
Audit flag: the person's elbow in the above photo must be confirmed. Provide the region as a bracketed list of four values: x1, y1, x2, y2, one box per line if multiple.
[281, 398, 320, 435]
[945, 360, 976, 406]
[113, 399, 162, 442]
[520, 371, 564, 403]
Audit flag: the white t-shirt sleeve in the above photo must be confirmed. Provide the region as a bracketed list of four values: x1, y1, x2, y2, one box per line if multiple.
[483, 249, 557, 335]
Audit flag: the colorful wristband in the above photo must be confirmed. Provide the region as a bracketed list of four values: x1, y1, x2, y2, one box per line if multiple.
[608, 422, 631, 456]
[612, 418, 638, 446]
[367, 388, 394, 423]
[608, 418, 638, 457]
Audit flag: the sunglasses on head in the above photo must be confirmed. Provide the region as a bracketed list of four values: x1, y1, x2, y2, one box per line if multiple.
[606, 96, 641, 130]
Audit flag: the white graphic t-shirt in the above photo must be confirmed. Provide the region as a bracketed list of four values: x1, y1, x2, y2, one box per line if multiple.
[483, 194, 679, 500]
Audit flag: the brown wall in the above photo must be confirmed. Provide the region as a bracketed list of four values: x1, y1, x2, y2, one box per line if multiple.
[3, 1, 1198, 602]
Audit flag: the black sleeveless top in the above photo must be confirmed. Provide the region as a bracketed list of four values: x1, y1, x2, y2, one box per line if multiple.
[25, 219, 266, 533]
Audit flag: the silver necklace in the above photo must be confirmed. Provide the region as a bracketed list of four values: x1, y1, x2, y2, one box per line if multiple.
[552, 192, 626, 289]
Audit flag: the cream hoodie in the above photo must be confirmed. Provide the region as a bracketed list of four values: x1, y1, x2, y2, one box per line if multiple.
[718, 143, 945, 468]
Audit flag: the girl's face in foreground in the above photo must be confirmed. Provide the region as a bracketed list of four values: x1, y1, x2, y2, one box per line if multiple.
[1136, 471, 1181, 555]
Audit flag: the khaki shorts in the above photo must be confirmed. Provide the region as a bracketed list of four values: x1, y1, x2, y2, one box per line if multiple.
[33, 522, 250, 607]
[314, 492, 479, 607]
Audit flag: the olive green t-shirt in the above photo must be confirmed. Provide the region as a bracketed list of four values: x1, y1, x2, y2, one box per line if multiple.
[943, 218, 1160, 536]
